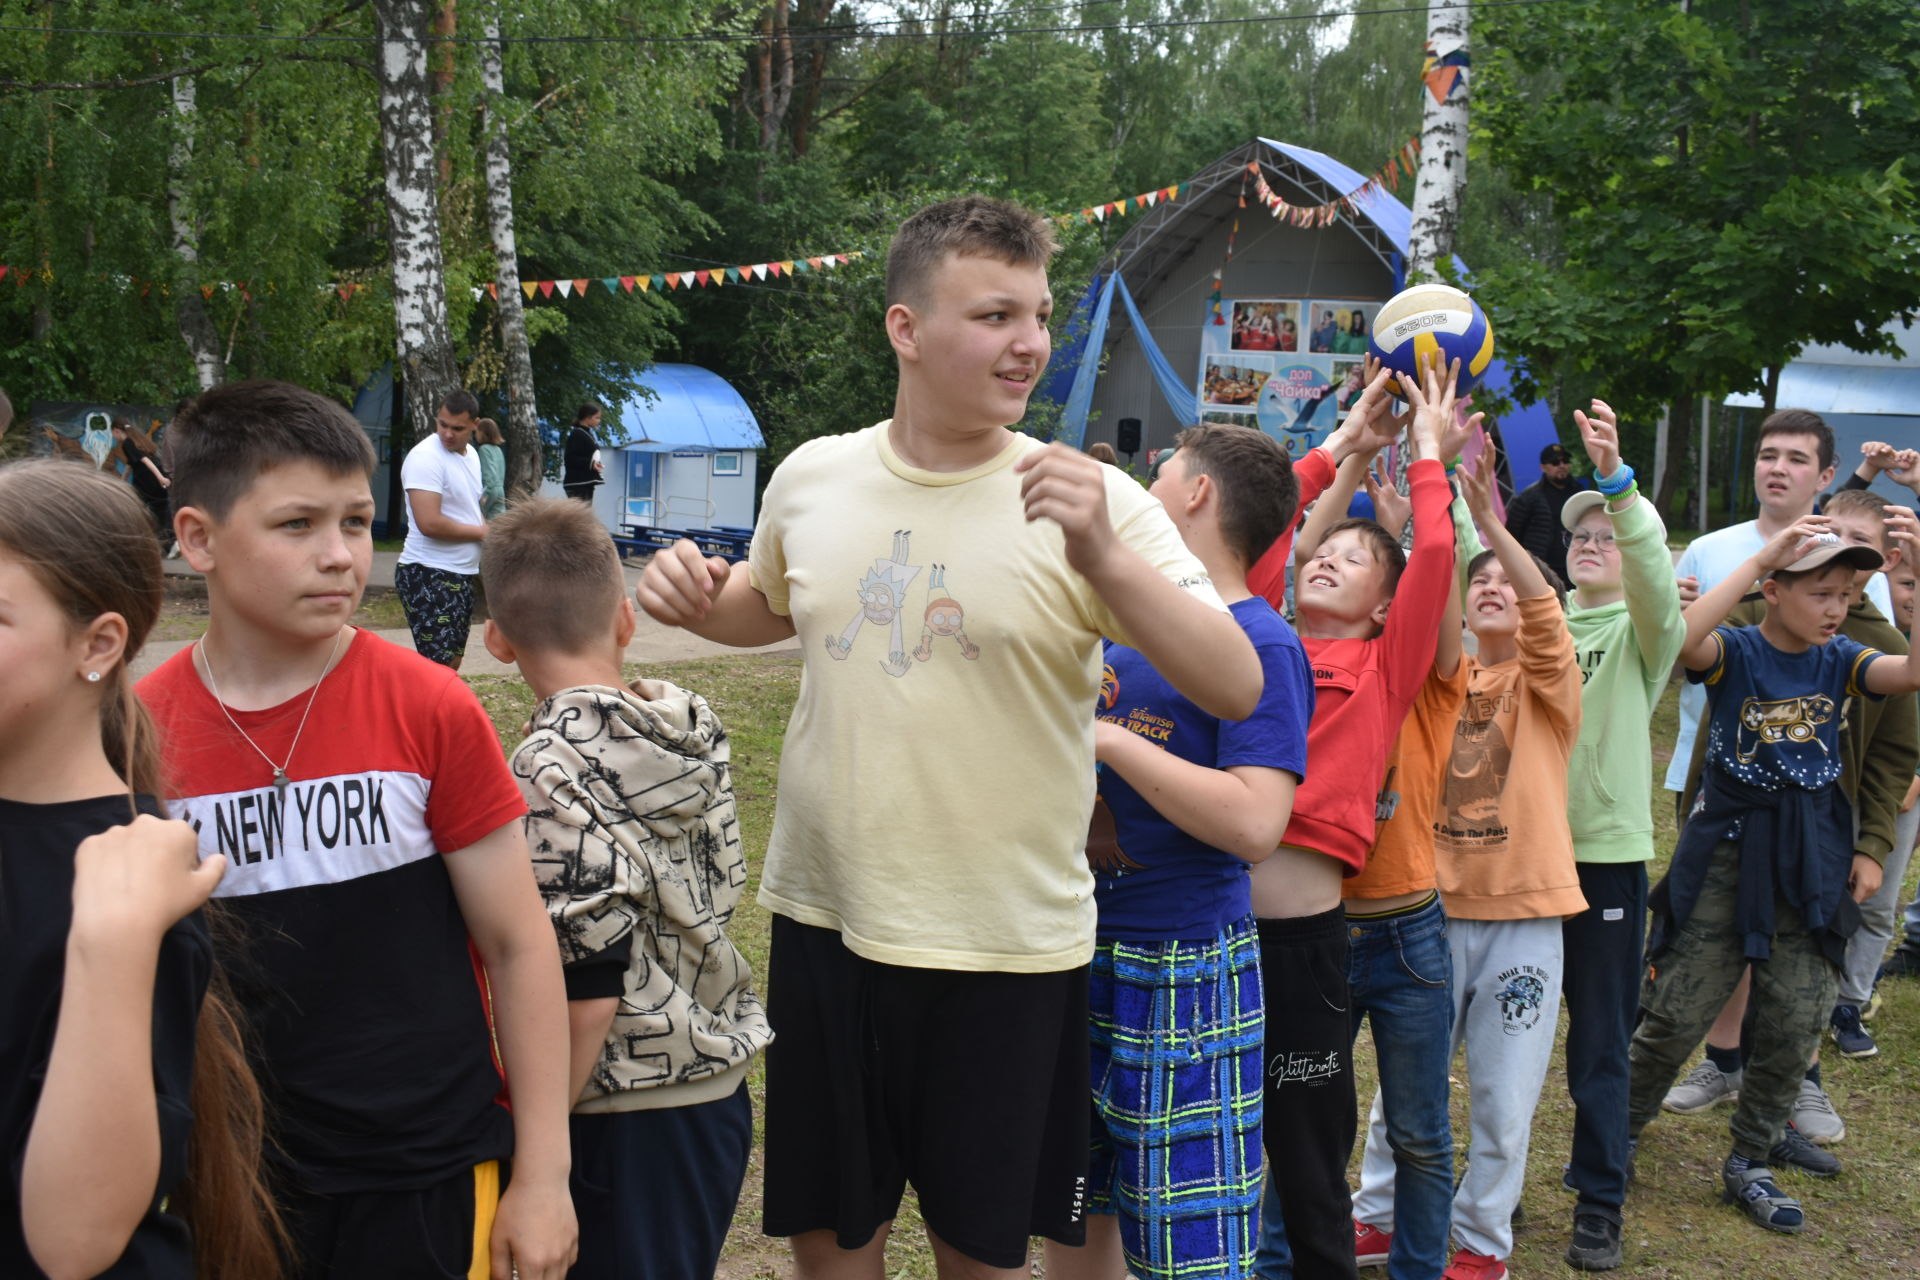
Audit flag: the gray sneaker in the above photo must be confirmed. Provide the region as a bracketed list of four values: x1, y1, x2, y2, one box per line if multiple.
[1789, 1078, 1846, 1145]
[1663, 1060, 1741, 1113]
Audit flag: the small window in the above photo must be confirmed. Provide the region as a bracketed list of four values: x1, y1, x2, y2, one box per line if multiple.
[712, 452, 742, 477]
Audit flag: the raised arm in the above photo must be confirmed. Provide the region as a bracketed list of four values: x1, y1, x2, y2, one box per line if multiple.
[1293, 450, 1374, 579]
[1577, 399, 1686, 669]
[1381, 359, 1474, 696]
[1458, 443, 1548, 601]
[1864, 509, 1920, 695]
[1679, 515, 1833, 670]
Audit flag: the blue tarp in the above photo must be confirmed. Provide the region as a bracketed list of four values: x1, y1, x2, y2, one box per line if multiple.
[1724, 364, 1920, 417]
[607, 363, 765, 452]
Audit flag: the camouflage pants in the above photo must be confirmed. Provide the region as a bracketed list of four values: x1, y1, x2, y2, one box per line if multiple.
[1627, 840, 1836, 1159]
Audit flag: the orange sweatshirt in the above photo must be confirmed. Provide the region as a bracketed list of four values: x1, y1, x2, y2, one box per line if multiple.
[1347, 661, 1469, 901]
[1432, 592, 1587, 920]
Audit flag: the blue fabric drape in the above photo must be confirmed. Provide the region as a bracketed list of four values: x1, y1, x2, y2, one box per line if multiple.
[1056, 271, 1198, 448]
[1113, 274, 1199, 428]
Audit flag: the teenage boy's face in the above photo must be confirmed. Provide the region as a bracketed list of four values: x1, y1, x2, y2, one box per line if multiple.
[904, 252, 1052, 432]
[1824, 509, 1891, 600]
[1889, 565, 1918, 633]
[1766, 565, 1852, 645]
[1565, 509, 1621, 591]
[194, 460, 375, 645]
[1752, 432, 1834, 520]
[1148, 449, 1196, 523]
[436, 410, 476, 454]
[1297, 528, 1390, 631]
[1467, 558, 1521, 641]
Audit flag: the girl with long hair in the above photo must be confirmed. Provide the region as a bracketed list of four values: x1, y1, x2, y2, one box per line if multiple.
[0, 460, 283, 1280]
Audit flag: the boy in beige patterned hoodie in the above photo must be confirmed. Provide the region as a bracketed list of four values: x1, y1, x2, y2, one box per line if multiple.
[482, 497, 772, 1280]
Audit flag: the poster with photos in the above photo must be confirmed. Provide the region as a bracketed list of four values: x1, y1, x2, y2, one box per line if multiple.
[1229, 299, 1303, 354]
[1307, 300, 1381, 356]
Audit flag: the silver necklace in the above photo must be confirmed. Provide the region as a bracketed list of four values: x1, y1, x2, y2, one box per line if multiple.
[196, 628, 347, 792]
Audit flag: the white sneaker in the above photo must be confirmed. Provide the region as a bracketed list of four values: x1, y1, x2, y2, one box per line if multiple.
[1790, 1078, 1846, 1146]
[1663, 1060, 1742, 1113]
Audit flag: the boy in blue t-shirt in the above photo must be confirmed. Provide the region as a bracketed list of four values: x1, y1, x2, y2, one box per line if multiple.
[1628, 521, 1920, 1235]
[1046, 424, 1314, 1280]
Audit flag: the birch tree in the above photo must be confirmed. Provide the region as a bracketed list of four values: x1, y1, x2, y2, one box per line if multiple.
[373, 0, 460, 445]
[1405, 0, 1469, 282]
[480, 8, 542, 499]
[165, 72, 225, 390]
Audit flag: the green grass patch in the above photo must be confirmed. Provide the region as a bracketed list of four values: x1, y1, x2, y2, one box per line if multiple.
[463, 659, 1920, 1277]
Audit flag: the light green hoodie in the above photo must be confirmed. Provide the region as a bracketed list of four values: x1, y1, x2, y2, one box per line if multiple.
[1563, 490, 1686, 861]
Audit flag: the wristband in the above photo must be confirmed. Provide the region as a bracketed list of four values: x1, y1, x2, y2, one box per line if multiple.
[1596, 463, 1636, 497]
[1444, 455, 1463, 476]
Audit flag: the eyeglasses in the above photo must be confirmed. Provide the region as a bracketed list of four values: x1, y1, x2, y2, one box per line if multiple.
[1564, 529, 1617, 550]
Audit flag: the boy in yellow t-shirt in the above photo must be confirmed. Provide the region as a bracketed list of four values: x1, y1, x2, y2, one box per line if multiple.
[635, 195, 1263, 1280]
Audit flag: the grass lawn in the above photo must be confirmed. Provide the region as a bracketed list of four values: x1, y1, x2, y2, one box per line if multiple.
[466, 656, 1920, 1278]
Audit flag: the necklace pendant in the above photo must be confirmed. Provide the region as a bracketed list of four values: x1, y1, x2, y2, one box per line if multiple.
[273, 768, 289, 791]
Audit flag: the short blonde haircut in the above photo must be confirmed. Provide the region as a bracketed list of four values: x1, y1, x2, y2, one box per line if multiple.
[886, 195, 1058, 309]
[481, 497, 624, 654]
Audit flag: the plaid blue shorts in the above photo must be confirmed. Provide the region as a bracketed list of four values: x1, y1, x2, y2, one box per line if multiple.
[1088, 916, 1264, 1280]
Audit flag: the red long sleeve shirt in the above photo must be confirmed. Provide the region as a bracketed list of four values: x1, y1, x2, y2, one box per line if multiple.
[1248, 452, 1457, 871]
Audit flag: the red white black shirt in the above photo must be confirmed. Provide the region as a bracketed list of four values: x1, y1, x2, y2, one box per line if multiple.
[138, 630, 527, 1194]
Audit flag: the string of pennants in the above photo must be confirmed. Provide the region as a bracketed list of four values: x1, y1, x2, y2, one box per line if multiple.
[0, 265, 378, 305]
[1246, 136, 1422, 228]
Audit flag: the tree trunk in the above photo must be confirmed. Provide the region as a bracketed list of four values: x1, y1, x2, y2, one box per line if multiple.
[1761, 361, 1781, 414]
[1657, 392, 1695, 523]
[1406, 1, 1470, 283]
[481, 8, 542, 501]
[374, 0, 460, 450]
[756, 0, 794, 154]
[166, 73, 225, 390]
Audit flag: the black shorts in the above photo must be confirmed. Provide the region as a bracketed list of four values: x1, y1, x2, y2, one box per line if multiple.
[393, 562, 477, 667]
[280, 1159, 502, 1280]
[761, 915, 1091, 1268]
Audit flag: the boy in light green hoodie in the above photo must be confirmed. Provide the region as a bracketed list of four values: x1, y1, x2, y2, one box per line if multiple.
[1555, 403, 1686, 1270]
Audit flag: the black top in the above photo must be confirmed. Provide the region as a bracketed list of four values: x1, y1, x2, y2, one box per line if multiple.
[119, 439, 168, 500]
[1502, 475, 1586, 586]
[563, 424, 602, 489]
[0, 794, 209, 1279]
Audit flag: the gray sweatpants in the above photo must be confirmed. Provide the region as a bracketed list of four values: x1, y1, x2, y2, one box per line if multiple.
[1840, 803, 1920, 1003]
[1628, 841, 1837, 1160]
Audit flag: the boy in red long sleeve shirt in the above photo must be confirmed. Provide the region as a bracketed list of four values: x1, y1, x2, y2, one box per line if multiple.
[1246, 362, 1469, 1279]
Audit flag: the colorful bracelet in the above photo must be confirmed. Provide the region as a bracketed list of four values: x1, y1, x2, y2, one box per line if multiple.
[1596, 463, 1636, 497]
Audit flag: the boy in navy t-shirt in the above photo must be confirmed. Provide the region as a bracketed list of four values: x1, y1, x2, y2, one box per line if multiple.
[1046, 424, 1314, 1280]
[1629, 522, 1920, 1236]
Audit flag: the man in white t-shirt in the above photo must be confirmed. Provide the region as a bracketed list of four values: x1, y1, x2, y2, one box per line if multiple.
[396, 390, 487, 669]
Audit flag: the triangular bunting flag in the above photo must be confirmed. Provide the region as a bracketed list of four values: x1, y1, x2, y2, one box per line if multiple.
[487, 283, 499, 301]
[781, 260, 795, 274]
[202, 285, 217, 300]
[620, 276, 636, 292]
[752, 263, 768, 281]
[664, 273, 680, 289]
[556, 279, 574, 297]
[1092, 205, 1107, 222]
[695, 270, 711, 287]
[571, 278, 589, 295]
[1424, 66, 1460, 104]
[806, 257, 822, 270]
[538, 280, 555, 298]
[726, 267, 742, 283]
[649, 275, 664, 290]
[0, 266, 8, 283]
[602, 277, 620, 293]
[1135, 195, 1148, 209]
[1145, 191, 1159, 207]
[523, 281, 538, 300]
[637, 276, 651, 293]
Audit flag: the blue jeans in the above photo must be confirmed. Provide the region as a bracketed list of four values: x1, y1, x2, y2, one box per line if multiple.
[1257, 898, 1453, 1280]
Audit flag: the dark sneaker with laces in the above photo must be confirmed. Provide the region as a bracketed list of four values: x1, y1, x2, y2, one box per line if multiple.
[1830, 1003, 1878, 1058]
[1880, 947, 1920, 980]
[1722, 1160, 1804, 1233]
[1770, 1123, 1841, 1178]
[1565, 1207, 1624, 1271]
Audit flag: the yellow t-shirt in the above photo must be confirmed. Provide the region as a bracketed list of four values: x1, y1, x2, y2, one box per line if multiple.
[749, 422, 1225, 972]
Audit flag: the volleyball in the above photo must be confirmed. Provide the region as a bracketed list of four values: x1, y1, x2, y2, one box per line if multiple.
[1367, 283, 1495, 395]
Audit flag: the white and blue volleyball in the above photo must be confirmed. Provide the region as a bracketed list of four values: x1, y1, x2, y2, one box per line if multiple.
[1367, 283, 1494, 395]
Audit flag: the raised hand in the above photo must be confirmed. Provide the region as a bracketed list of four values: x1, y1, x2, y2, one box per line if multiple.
[1458, 431, 1499, 524]
[1363, 459, 1411, 539]
[1336, 365, 1405, 458]
[1435, 391, 1482, 466]
[1859, 441, 1898, 475]
[1887, 449, 1920, 492]
[1397, 357, 1481, 462]
[1756, 514, 1836, 574]
[1574, 398, 1623, 477]
[634, 540, 731, 626]
[1885, 505, 1919, 563]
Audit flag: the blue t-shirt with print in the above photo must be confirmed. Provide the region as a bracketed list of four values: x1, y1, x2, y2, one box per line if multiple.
[1691, 624, 1883, 791]
[1093, 597, 1314, 940]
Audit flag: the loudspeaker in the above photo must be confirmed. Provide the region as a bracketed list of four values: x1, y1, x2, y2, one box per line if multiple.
[1115, 418, 1142, 455]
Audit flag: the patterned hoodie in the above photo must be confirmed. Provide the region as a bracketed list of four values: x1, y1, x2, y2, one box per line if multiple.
[513, 680, 771, 1111]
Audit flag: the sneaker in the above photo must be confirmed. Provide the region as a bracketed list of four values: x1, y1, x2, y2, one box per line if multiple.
[1769, 1123, 1841, 1178]
[1830, 1003, 1879, 1058]
[1565, 1207, 1624, 1271]
[1861, 988, 1882, 1022]
[1880, 947, 1920, 979]
[1790, 1078, 1846, 1145]
[1353, 1220, 1393, 1268]
[1662, 1059, 1741, 1112]
[1721, 1160, 1804, 1234]
[1443, 1249, 1508, 1280]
